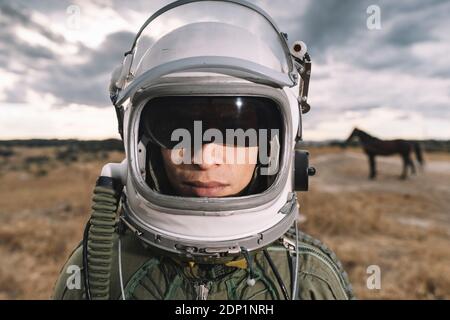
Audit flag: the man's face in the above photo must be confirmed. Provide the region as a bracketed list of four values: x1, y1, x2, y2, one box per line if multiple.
[161, 143, 258, 197]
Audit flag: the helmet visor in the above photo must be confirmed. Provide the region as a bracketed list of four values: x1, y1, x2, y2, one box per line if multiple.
[141, 96, 282, 149]
[138, 95, 283, 197]
[130, 1, 292, 78]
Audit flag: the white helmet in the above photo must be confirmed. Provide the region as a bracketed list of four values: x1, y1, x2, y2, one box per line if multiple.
[106, 0, 313, 263]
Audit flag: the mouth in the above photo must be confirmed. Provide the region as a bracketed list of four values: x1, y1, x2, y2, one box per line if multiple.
[182, 180, 229, 197]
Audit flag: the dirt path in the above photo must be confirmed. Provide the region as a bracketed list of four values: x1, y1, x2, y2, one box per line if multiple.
[300, 149, 450, 299]
[311, 151, 450, 229]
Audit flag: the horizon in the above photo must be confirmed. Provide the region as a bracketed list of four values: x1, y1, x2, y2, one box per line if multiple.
[1, 136, 449, 143]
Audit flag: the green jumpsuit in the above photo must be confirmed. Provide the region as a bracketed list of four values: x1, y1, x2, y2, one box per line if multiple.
[53, 227, 354, 300]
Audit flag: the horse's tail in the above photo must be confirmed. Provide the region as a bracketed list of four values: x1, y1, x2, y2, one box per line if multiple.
[413, 142, 424, 166]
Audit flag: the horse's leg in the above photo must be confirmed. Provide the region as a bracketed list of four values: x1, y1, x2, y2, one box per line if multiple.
[408, 155, 416, 175]
[400, 154, 408, 179]
[368, 153, 376, 179]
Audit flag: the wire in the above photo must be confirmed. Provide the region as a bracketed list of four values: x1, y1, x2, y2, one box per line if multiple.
[240, 247, 256, 286]
[263, 249, 290, 300]
[292, 221, 299, 300]
[118, 236, 126, 300]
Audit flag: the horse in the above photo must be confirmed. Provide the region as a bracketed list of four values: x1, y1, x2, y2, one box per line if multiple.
[345, 128, 424, 180]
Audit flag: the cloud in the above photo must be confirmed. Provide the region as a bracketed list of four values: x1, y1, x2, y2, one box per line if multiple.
[268, 0, 450, 139]
[0, 0, 449, 139]
[275, 0, 450, 76]
[0, 2, 66, 43]
[31, 31, 136, 106]
[0, 3, 58, 70]
[0, 0, 170, 107]
[290, 0, 367, 58]
[0, 1, 137, 106]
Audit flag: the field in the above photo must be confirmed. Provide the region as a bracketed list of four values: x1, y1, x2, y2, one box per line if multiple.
[300, 146, 450, 299]
[0, 145, 449, 299]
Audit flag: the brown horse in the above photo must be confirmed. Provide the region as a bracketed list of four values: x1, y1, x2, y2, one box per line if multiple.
[345, 128, 424, 179]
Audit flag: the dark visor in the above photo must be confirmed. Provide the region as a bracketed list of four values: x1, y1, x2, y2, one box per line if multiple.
[140, 96, 282, 149]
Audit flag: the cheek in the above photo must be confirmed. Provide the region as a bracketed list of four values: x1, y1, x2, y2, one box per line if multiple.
[161, 149, 173, 168]
[221, 145, 258, 164]
[226, 163, 256, 188]
[161, 148, 179, 165]
[221, 146, 258, 186]
[161, 148, 182, 182]
[247, 146, 259, 163]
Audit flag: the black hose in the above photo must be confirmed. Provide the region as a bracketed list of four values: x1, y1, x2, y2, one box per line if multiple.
[263, 249, 290, 300]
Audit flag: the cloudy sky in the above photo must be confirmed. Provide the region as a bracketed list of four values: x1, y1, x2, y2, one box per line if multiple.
[0, 0, 449, 140]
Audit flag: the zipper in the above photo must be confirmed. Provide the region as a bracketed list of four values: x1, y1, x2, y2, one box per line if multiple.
[195, 282, 211, 300]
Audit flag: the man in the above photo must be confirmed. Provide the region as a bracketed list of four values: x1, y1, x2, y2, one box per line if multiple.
[53, 0, 353, 300]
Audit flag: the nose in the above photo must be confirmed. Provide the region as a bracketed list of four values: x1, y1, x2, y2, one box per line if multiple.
[192, 143, 223, 169]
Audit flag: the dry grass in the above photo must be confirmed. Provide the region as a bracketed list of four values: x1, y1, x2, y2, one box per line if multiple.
[0, 148, 123, 299]
[0, 146, 449, 299]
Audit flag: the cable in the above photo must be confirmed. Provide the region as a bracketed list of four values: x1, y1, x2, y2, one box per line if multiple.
[118, 236, 126, 300]
[292, 221, 299, 300]
[263, 249, 290, 300]
[240, 247, 256, 286]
